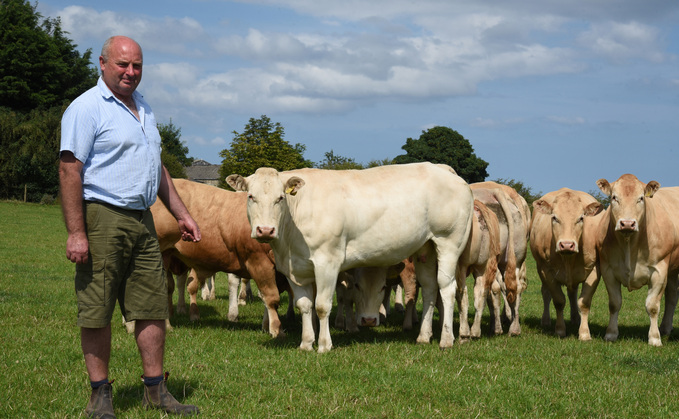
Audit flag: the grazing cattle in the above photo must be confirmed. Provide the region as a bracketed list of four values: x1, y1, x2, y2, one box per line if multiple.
[596, 174, 679, 346]
[457, 199, 503, 339]
[469, 182, 530, 336]
[530, 188, 604, 339]
[227, 163, 474, 352]
[333, 263, 405, 332]
[152, 179, 292, 338]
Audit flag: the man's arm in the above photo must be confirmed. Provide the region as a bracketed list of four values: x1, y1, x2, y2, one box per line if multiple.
[157, 166, 201, 242]
[59, 151, 89, 264]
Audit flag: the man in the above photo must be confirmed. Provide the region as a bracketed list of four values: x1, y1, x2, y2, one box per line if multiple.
[59, 36, 201, 418]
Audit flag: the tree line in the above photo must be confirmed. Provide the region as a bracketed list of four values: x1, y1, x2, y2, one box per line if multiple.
[0, 0, 544, 205]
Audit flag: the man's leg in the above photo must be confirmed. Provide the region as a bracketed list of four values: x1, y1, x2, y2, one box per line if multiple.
[134, 320, 165, 377]
[82, 325, 116, 418]
[82, 325, 112, 381]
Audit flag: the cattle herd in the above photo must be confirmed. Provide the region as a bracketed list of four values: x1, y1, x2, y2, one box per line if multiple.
[149, 163, 679, 352]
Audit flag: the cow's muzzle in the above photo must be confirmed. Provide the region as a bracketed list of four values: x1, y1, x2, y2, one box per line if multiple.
[254, 226, 276, 242]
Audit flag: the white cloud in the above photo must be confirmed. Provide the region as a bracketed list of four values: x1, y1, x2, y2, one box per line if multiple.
[578, 21, 666, 63]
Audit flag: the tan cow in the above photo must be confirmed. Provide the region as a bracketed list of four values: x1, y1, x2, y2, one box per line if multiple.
[469, 182, 530, 336]
[457, 199, 502, 339]
[227, 163, 474, 352]
[596, 174, 679, 346]
[530, 188, 604, 339]
[333, 262, 405, 332]
[152, 179, 292, 338]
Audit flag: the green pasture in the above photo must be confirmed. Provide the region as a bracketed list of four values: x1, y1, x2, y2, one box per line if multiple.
[1, 201, 678, 418]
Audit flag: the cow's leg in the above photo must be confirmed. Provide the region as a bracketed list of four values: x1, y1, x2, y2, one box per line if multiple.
[436, 251, 463, 349]
[414, 259, 438, 345]
[313, 266, 339, 353]
[568, 286, 580, 326]
[380, 286, 391, 322]
[457, 275, 470, 341]
[290, 281, 315, 351]
[402, 275, 419, 331]
[239, 277, 253, 305]
[201, 275, 216, 301]
[540, 282, 552, 328]
[176, 271, 189, 315]
[646, 269, 667, 347]
[334, 281, 347, 330]
[603, 275, 622, 342]
[503, 266, 523, 336]
[488, 277, 503, 335]
[227, 274, 240, 322]
[394, 284, 405, 312]
[577, 270, 600, 341]
[471, 271, 491, 338]
[660, 273, 678, 336]
[186, 270, 203, 322]
[252, 270, 284, 339]
[549, 282, 567, 338]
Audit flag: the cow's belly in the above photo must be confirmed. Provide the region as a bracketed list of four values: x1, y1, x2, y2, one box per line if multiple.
[609, 263, 653, 291]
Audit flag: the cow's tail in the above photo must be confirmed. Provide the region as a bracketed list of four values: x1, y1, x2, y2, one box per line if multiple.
[473, 200, 501, 291]
[493, 189, 518, 304]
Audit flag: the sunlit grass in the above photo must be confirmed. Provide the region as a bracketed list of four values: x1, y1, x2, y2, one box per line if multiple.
[1, 201, 678, 418]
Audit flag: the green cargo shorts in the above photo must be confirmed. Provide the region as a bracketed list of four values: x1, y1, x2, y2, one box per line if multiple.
[75, 201, 169, 328]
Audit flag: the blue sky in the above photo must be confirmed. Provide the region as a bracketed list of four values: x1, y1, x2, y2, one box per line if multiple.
[37, 0, 679, 195]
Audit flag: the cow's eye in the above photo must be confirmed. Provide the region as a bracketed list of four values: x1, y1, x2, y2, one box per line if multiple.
[275, 194, 285, 204]
[577, 216, 584, 224]
[637, 196, 644, 204]
[248, 194, 256, 203]
[551, 215, 560, 224]
[611, 195, 618, 204]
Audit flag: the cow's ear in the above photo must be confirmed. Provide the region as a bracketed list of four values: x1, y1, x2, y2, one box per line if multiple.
[645, 181, 660, 198]
[596, 179, 611, 196]
[584, 202, 603, 217]
[533, 199, 552, 215]
[226, 174, 247, 192]
[285, 176, 305, 196]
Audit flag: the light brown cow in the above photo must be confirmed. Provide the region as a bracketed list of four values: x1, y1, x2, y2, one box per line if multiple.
[530, 188, 604, 339]
[457, 199, 502, 339]
[596, 174, 679, 346]
[152, 179, 292, 338]
[469, 182, 530, 336]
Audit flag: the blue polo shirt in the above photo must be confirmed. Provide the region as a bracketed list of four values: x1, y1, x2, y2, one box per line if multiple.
[60, 77, 162, 211]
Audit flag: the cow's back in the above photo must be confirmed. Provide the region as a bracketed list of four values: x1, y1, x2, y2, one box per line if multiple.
[280, 163, 473, 270]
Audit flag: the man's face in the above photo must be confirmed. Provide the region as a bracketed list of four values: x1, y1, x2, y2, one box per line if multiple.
[99, 38, 143, 100]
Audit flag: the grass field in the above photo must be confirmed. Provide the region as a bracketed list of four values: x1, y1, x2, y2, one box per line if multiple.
[1, 201, 678, 418]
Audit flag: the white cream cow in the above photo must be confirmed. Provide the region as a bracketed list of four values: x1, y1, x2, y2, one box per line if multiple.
[530, 188, 604, 339]
[227, 163, 474, 352]
[596, 174, 679, 346]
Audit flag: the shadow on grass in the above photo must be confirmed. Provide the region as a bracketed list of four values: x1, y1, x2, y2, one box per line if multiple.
[111, 377, 200, 414]
[521, 311, 679, 344]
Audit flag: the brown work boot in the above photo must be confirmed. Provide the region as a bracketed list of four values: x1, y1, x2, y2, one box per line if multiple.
[142, 372, 199, 416]
[84, 382, 116, 419]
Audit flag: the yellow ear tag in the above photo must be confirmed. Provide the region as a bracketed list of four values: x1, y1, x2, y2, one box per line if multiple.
[285, 186, 296, 195]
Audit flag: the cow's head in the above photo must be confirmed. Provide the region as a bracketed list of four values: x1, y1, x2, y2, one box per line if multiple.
[534, 190, 603, 255]
[226, 168, 305, 242]
[596, 174, 659, 236]
[351, 263, 405, 327]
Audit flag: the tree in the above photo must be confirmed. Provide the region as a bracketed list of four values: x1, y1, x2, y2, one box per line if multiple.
[219, 115, 312, 187]
[0, 0, 98, 201]
[158, 120, 193, 168]
[315, 150, 364, 170]
[161, 150, 187, 179]
[0, 0, 99, 112]
[0, 105, 63, 201]
[394, 126, 489, 183]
